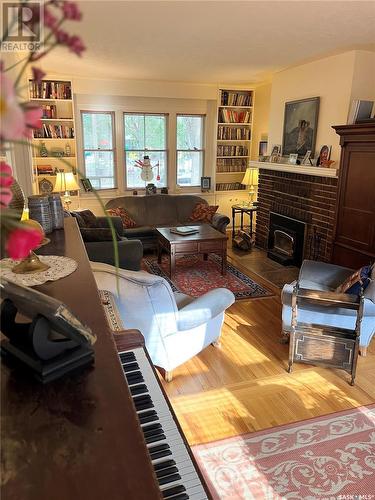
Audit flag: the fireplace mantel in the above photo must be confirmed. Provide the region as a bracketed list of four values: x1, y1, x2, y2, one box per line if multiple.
[249, 160, 338, 178]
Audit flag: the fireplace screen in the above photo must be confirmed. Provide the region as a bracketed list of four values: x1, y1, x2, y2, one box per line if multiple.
[274, 230, 294, 257]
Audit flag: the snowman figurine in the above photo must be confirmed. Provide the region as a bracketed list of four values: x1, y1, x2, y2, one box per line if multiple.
[134, 156, 160, 183]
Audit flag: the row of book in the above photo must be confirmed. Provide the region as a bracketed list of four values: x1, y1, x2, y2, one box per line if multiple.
[36, 165, 55, 175]
[217, 126, 251, 140]
[29, 80, 72, 100]
[42, 105, 57, 119]
[33, 124, 75, 139]
[221, 92, 252, 107]
[218, 109, 252, 124]
[217, 145, 248, 157]
[217, 158, 248, 168]
[216, 182, 246, 191]
[216, 164, 247, 173]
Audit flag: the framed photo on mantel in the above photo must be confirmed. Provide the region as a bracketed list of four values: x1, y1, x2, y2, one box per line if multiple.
[282, 97, 320, 157]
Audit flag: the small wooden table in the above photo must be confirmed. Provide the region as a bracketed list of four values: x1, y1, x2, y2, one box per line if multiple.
[156, 225, 228, 279]
[231, 204, 258, 240]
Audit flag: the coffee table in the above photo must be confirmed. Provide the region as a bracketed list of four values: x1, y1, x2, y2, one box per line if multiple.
[156, 225, 228, 279]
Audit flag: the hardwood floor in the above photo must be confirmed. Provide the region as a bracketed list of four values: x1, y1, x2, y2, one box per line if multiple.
[161, 249, 375, 446]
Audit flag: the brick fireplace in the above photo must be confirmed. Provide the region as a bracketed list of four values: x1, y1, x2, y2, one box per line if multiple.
[255, 168, 338, 263]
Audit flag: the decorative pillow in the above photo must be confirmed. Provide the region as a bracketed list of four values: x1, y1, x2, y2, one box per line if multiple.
[71, 209, 97, 228]
[336, 264, 373, 295]
[189, 203, 219, 223]
[107, 207, 137, 229]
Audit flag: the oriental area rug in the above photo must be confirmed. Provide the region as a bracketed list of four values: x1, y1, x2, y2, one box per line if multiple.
[142, 254, 272, 300]
[193, 405, 375, 500]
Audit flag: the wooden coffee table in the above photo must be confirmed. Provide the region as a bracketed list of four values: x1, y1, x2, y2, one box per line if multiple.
[156, 225, 228, 279]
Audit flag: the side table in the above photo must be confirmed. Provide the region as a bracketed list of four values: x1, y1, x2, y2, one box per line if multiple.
[231, 204, 258, 240]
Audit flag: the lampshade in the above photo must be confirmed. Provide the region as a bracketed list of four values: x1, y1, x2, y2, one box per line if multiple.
[54, 171, 80, 192]
[241, 168, 259, 186]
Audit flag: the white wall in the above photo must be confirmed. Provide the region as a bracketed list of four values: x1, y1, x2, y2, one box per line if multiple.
[267, 51, 357, 163]
[350, 50, 375, 103]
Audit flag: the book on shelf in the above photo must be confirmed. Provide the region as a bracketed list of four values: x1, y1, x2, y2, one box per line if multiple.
[41, 104, 57, 118]
[221, 91, 252, 107]
[33, 124, 74, 139]
[217, 145, 248, 157]
[29, 80, 72, 100]
[216, 182, 246, 191]
[217, 158, 248, 169]
[218, 109, 252, 124]
[217, 126, 251, 140]
[170, 226, 199, 236]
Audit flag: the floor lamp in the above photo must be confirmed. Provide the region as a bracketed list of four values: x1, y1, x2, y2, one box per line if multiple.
[241, 167, 259, 205]
[54, 171, 80, 211]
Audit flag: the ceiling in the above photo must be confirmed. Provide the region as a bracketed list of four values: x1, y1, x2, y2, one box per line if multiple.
[44, 0, 375, 84]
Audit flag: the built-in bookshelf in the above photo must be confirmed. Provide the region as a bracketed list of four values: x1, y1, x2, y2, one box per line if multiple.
[28, 79, 78, 195]
[215, 88, 254, 192]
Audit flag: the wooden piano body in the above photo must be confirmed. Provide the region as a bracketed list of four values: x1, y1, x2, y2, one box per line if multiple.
[1, 219, 209, 500]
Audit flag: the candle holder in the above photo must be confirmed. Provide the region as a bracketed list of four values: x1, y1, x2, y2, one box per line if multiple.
[12, 238, 50, 275]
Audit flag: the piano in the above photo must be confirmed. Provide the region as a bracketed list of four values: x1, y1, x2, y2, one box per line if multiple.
[1, 219, 210, 500]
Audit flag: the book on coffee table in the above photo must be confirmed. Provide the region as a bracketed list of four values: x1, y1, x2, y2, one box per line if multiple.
[170, 226, 199, 236]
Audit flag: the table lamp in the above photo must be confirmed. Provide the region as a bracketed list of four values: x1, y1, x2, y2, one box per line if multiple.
[241, 167, 259, 205]
[54, 171, 80, 210]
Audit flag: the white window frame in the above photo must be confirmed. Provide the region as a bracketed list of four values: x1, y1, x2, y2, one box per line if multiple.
[123, 112, 168, 189]
[81, 110, 117, 190]
[176, 114, 205, 188]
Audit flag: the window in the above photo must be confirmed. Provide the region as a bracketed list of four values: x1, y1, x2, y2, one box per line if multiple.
[81, 111, 115, 189]
[124, 113, 167, 188]
[176, 115, 205, 187]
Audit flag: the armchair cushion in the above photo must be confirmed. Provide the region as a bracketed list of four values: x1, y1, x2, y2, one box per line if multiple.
[189, 203, 219, 223]
[336, 264, 373, 295]
[80, 227, 121, 242]
[107, 207, 137, 228]
[177, 288, 235, 331]
[71, 209, 97, 228]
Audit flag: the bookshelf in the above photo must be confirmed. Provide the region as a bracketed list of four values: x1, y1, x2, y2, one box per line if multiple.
[215, 88, 254, 192]
[28, 79, 78, 195]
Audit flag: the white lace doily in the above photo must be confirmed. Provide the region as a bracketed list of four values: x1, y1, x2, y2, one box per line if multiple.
[0, 255, 78, 287]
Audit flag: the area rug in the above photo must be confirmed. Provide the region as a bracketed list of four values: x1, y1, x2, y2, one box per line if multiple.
[193, 404, 375, 500]
[142, 254, 272, 300]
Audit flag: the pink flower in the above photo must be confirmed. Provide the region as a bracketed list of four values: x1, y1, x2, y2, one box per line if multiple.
[23, 106, 43, 137]
[67, 35, 86, 56]
[55, 29, 70, 44]
[32, 67, 46, 84]
[6, 227, 43, 259]
[62, 1, 82, 21]
[0, 73, 26, 141]
[44, 7, 57, 28]
[0, 162, 13, 188]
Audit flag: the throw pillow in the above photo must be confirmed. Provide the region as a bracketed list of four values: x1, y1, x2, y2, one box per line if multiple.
[189, 203, 219, 223]
[80, 228, 121, 242]
[71, 209, 97, 228]
[107, 207, 137, 229]
[336, 264, 373, 295]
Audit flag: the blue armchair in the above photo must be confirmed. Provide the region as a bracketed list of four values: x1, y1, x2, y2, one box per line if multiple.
[282, 260, 375, 355]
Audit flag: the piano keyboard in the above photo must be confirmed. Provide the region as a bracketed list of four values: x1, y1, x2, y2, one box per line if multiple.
[118, 347, 208, 500]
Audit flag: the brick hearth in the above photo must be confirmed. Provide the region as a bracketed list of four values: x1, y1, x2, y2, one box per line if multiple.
[256, 169, 338, 262]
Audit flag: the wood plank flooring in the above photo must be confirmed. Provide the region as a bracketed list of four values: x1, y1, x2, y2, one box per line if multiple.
[161, 249, 375, 446]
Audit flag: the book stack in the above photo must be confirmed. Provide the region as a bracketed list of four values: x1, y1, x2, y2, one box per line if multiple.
[216, 182, 246, 191]
[29, 81, 72, 99]
[217, 145, 248, 157]
[221, 92, 252, 106]
[218, 109, 252, 123]
[41, 105, 57, 118]
[217, 158, 248, 170]
[33, 124, 75, 139]
[217, 126, 251, 140]
[36, 165, 54, 175]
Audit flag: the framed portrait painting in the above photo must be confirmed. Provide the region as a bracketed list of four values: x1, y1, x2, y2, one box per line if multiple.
[282, 97, 320, 157]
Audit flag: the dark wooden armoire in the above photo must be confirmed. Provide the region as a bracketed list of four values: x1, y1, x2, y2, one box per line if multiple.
[332, 122, 375, 268]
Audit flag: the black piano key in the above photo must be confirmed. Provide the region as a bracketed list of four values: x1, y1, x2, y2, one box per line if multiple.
[166, 494, 189, 500]
[150, 448, 172, 460]
[133, 395, 153, 411]
[153, 459, 176, 472]
[158, 473, 181, 487]
[146, 433, 166, 445]
[130, 384, 148, 396]
[135, 400, 154, 412]
[139, 410, 158, 425]
[126, 371, 144, 384]
[161, 485, 187, 499]
[142, 422, 162, 433]
[122, 362, 139, 373]
[155, 466, 179, 479]
[119, 352, 136, 363]
[144, 428, 164, 441]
